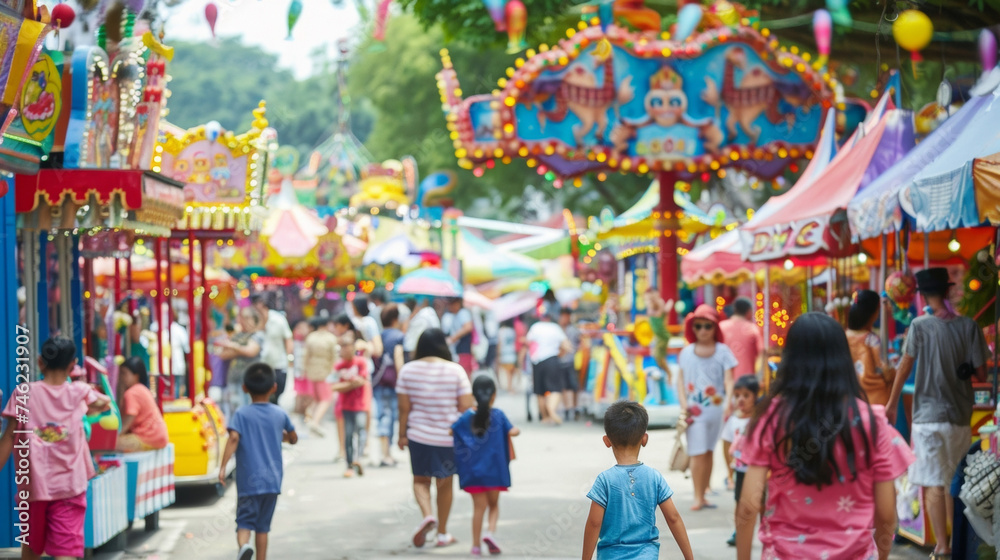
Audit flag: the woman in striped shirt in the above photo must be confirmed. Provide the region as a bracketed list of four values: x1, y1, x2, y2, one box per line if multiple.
[397, 328, 474, 549]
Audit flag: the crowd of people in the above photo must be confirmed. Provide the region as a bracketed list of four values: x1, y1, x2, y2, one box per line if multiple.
[8, 265, 988, 560]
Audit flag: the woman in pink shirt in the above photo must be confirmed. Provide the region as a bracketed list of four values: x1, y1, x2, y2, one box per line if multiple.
[0, 337, 112, 560]
[736, 313, 914, 560]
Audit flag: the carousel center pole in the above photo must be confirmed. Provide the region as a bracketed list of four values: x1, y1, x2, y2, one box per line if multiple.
[657, 170, 680, 325]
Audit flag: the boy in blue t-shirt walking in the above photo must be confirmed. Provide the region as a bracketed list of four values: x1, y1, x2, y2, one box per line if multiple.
[583, 401, 694, 560]
[219, 363, 298, 560]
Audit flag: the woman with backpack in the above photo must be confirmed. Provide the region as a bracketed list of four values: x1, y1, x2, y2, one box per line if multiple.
[376, 304, 406, 467]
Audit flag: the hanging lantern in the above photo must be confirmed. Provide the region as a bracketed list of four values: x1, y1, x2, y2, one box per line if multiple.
[52, 3, 77, 28]
[812, 9, 832, 67]
[482, 0, 507, 32]
[373, 0, 392, 41]
[892, 10, 933, 78]
[505, 0, 527, 54]
[204, 3, 218, 38]
[674, 4, 702, 43]
[980, 29, 997, 72]
[287, 0, 303, 39]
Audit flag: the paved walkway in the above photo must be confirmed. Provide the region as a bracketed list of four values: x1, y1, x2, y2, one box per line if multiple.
[79, 384, 933, 559]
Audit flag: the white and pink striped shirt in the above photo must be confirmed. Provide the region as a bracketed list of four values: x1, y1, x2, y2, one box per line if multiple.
[396, 359, 472, 447]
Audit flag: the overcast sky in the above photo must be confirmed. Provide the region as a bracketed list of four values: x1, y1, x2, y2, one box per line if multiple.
[163, 0, 361, 78]
[41, 0, 362, 79]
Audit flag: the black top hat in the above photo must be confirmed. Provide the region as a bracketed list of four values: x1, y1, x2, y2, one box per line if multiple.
[915, 268, 954, 293]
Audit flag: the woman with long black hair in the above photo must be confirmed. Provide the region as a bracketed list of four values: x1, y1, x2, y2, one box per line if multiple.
[735, 313, 914, 560]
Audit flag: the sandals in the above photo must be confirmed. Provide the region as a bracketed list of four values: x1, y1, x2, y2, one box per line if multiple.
[412, 516, 437, 548]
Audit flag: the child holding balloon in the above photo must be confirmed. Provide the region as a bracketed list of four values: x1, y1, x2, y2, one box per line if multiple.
[0, 336, 111, 560]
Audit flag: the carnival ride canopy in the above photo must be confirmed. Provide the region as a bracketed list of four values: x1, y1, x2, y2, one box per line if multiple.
[740, 94, 915, 264]
[92, 254, 235, 296]
[596, 181, 737, 244]
[444, 228, 543, 285]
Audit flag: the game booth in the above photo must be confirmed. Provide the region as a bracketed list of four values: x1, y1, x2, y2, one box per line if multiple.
[11, 23, 179, 551]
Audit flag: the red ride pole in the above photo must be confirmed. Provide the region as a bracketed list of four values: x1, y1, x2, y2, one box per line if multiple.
[165, 239, 174, 400]
[112, 256, 121, 356]
[154, 238, 164, 411]
[658, 171, 680, 325]
[187, 231, 196, 401]
[200, 239, 210, 399]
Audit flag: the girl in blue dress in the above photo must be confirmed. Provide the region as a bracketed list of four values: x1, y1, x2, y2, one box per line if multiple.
[452, 376, 520, 556]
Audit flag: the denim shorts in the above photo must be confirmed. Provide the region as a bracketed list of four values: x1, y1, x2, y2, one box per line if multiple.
[373, 385, 398, 441]
[236, 493, 278, 533]
[408, 440, 456, 478]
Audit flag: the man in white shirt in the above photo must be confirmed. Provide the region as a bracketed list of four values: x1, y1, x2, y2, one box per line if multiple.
[253, 294, 294, 405]
[170, 314, 190, 399]
[526, 303, 571, 424]
[403, 299, 440, 361]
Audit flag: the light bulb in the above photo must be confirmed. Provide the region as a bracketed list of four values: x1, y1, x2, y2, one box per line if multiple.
[948, 238, 961, 253]
[783, 259, 794, 270]
[858, 253, 867, 264]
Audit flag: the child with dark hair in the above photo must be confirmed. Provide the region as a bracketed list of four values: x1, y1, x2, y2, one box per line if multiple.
[451, 376, 520, 556]
[330, 329, 369, 478]
[219, 362, 298, 560]
[721, 375, 760, 547]
[736, 313, 914, 560]
[583, 401, 693, 560]
[0, 336, 112, 560]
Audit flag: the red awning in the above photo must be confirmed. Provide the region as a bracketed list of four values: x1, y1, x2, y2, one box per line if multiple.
[15, 169, 186, 229]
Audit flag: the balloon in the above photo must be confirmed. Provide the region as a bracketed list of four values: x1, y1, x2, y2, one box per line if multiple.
[505, 0, 527, 54]
[482, 0, 507, 32]
[825, 0, 851, 26]
[373, 0, 391, 41]
[52, 3, 76, 28]
[674, 4, 702, 43]
[813, 9, 831, 58]
[287, 0, 303, 39]
[204, 2, 217, 38]
[98, 414, 120, 431]
[206, 120, 222, 143]
[980, 29, 997, 71]
[597, 0, 613, 32]
[892, 10, 933, 54]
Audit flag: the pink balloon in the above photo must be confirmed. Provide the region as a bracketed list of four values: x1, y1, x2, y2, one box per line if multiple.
[980, 29, 997, 71]
[813, 9, 832, 56]
[205, 3, 218, 37]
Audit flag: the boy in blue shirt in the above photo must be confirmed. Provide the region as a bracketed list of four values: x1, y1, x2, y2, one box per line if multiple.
[219, 363, 298, 560]
[583, 401, 693, 560]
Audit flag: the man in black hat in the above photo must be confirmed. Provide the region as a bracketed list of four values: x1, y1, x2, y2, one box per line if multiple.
[887, 267, 987, 559]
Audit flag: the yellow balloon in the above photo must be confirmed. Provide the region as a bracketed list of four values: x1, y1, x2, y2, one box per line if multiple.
[892, 10, 933, 53]
[634, 319, 654, 347]
[98, 414, 120, 430]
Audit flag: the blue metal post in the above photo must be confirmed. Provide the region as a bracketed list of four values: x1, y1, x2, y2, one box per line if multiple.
[37, 233, 48, 341]
[0, 180, 19, 547]
[71, 236, 83, 364]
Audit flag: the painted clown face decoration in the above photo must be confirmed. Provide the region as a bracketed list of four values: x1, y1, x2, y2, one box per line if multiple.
[645, 67, 688, 128]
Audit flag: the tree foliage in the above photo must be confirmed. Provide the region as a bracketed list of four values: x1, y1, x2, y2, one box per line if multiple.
[164, 39, 373, 156]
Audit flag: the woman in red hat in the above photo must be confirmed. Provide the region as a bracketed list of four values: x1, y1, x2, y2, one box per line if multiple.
[678, 304, 738, 510]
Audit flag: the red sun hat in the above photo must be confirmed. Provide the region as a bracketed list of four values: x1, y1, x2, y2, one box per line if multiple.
[684, 304, 725, 344]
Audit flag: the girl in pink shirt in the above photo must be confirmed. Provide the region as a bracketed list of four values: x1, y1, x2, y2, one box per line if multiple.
[0, 337, 111, 560]
[736, 314, 914, 560]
